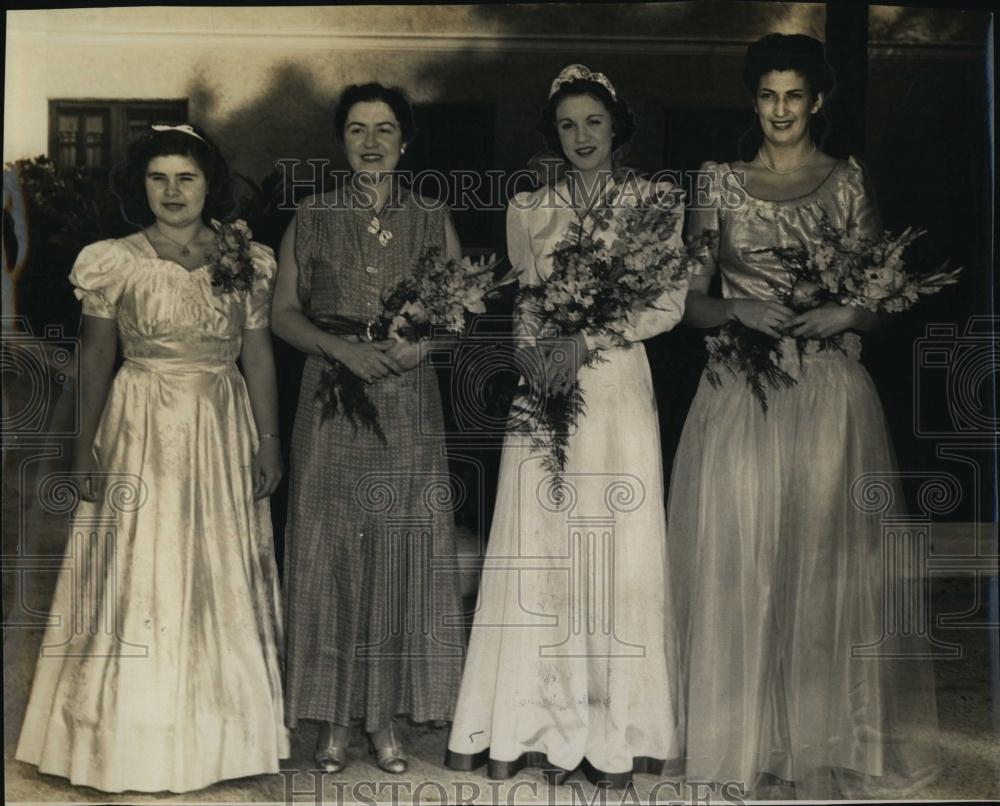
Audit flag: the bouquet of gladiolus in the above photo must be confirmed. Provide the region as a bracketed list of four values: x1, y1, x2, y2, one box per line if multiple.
[508, 188, 688, 484]
[208, 218, 256, 294]
[314, 248, 515, 442]
[770, 215, 961, 314]
[705, 215, 962, 411]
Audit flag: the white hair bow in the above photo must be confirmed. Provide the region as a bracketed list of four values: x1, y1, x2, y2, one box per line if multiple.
[150, 124, 207, 144]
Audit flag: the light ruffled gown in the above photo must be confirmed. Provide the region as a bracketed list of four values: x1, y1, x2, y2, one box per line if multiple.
[446, 179, 688, 788]
[15, 232, 289, 793]
[667, 157, 940, 799]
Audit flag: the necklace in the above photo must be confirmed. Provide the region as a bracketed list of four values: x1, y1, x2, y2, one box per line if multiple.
[151, 224, 203, 258]
[757, 143, 817, 175]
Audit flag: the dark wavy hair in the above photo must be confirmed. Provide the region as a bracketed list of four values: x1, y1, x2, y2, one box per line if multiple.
[739, 33, 837, 160]
[536, 78, 637, 161]
[332, 83, 416, 146]
[110, 125, 236, 227]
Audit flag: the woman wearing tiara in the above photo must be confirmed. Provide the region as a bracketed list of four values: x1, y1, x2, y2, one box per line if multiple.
[667, 34, 939, 799]
[445, 65, 687, 789]
[15, 124, 289, 792]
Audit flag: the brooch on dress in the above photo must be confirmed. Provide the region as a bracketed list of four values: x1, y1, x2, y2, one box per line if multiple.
[366, 216, 393, 247]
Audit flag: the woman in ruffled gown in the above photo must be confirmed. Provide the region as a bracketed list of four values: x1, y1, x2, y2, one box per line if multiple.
[445, 65, 687, 789]
[667, 34, 939, 799]
[15, 124, 289, 793]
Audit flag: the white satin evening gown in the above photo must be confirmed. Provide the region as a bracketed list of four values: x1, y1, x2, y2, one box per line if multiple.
[15, 232, 289, 793]
[446, 179, 688, 788]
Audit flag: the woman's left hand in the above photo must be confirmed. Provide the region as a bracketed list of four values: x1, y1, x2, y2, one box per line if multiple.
[251, 438, 283, 499]
[783, 303, 861, 339]
[385, 339, 423, 372]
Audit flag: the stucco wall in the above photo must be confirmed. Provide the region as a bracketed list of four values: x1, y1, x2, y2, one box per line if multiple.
[6, 3, 830, 178]
[5, 4, 989, 181]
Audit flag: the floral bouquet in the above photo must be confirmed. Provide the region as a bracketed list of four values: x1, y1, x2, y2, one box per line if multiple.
[208, 218, 256, 294]
[705, 215, 962, 411]
[770, 215, 961, 314]
[314, 248, 515, 442]
[508, 189, 689, 482]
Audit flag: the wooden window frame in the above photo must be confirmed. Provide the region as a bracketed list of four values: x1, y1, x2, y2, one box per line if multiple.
[48, 99, 189, 174]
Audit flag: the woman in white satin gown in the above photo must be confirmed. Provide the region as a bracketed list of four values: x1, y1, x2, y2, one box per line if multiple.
[15, 125, 289, 793]
[445, 65, 687, 790]
[667, 34, 939, 800]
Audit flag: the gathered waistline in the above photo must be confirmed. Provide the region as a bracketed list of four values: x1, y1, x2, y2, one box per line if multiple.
[122, 357, 238, 375]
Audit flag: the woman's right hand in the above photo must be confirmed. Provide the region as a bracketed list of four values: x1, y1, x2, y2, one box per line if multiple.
[726, 299, 795, 339]
[71, 449, 103, 503]
[337, 340, 403, 383]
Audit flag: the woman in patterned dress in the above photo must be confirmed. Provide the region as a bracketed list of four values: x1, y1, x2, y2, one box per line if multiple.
[15, 124, 288, 792]
[667, 34, 939, 799]
[272, 83, 465, 775]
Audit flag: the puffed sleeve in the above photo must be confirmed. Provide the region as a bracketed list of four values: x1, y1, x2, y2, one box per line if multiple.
[68, 239, 131, 319]
[507, 194, 543, 347]
[845, 156, 882, 241]
[684, 160, 723, 277]
[583, 181, 689, 351]
[244, 242, 277, 330]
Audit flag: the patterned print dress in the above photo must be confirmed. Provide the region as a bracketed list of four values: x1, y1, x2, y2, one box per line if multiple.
[283, 189, 465, 732]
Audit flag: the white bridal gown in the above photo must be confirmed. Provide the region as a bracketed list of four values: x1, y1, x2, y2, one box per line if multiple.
[446, 179, 688, 787]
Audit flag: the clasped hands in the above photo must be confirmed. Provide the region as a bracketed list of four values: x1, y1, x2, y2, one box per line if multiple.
[728, 299, 865, 339]
[514, 332, 589, 397]
[338, 338, 423, 383]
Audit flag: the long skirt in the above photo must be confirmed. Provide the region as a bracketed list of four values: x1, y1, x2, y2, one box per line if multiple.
[447, 344, 683, 787]
[283, 355, 465, 732]
[666, 335, 939, 799]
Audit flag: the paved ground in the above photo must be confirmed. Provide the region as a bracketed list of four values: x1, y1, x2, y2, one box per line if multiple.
[3, 370, 998, 804]
[5, 498, 998, 804]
